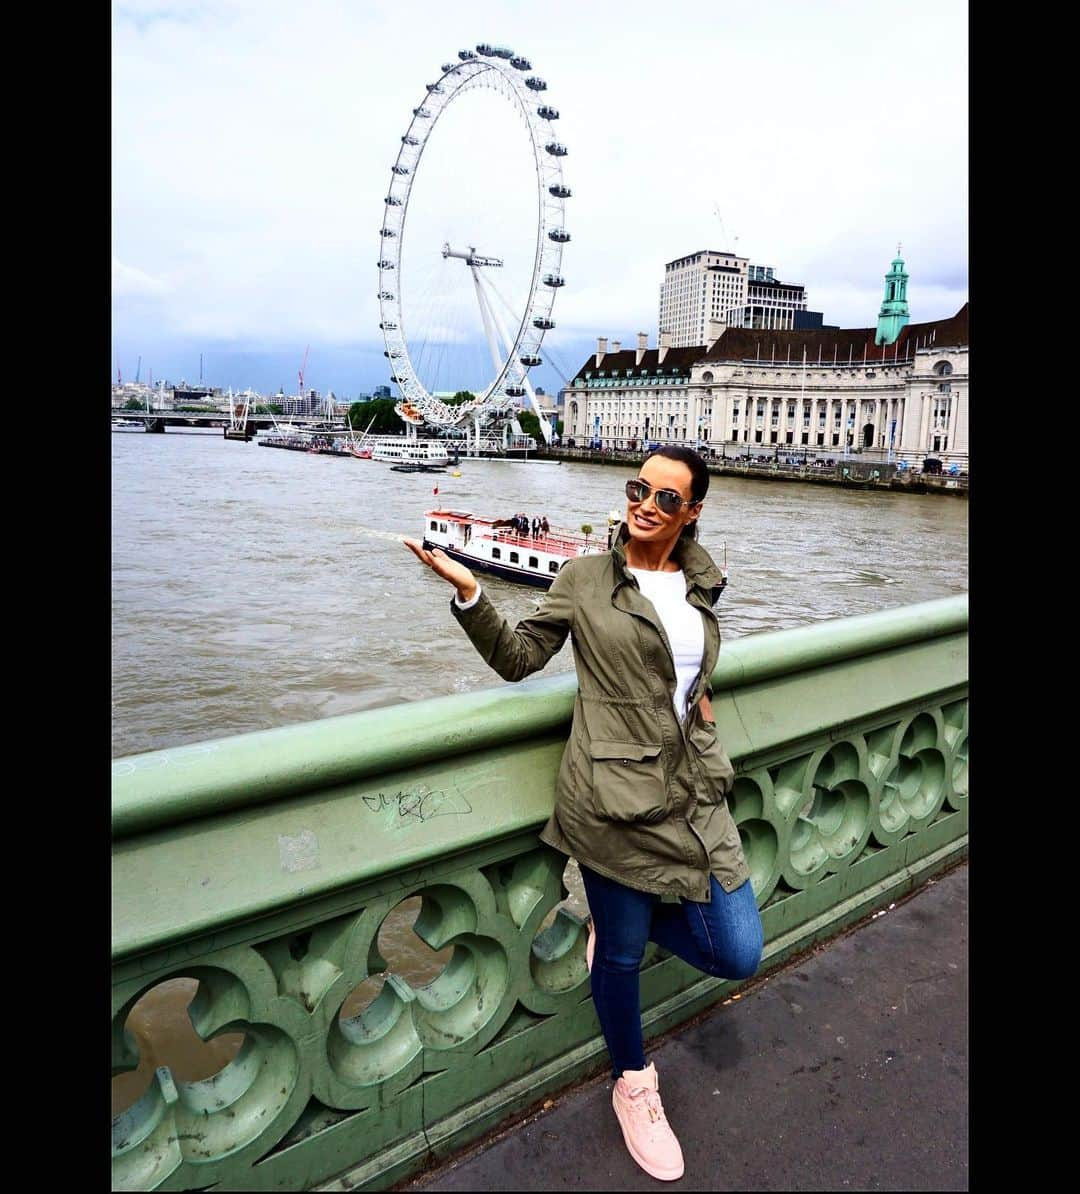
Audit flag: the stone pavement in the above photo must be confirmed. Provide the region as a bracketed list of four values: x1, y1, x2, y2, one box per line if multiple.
[403, 862, 968, 1191]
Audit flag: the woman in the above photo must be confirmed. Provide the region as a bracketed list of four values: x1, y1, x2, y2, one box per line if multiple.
[403, 445, 763, 1182]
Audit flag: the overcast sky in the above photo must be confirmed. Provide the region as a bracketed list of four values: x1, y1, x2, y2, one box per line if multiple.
[112, 0, 968, 398]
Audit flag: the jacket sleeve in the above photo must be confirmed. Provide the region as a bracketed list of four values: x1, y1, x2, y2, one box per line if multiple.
[449, 562, 576, 682]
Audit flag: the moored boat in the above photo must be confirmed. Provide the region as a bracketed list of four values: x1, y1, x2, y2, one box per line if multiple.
[373, 440, 451, 466]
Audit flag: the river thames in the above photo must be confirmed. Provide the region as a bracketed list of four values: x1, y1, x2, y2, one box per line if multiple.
[112, 428, 967, 759]
[111, 427, 968, 1115]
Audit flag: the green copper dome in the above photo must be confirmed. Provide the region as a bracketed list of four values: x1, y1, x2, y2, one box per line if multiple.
[876, 245, 910, 346]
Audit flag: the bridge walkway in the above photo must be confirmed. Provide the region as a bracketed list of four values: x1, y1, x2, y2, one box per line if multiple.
[396, 862, 968, 1192]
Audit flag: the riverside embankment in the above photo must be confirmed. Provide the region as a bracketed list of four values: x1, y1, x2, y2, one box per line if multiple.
[540, 446, 969, 495]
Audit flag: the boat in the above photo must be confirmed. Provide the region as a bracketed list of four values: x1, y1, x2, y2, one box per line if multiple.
[346, 415, 376, 459]
[112, 418, 145, 431]
[372, 439, 451, 466]
[391, 462, 447, 473]
[421, 510, 613, 589]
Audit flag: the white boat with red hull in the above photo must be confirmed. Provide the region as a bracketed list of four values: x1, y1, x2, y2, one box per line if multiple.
[422, 509, 610, 589]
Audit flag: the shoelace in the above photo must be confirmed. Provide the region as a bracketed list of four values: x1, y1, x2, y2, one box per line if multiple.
[629, 1086, 666, 1124]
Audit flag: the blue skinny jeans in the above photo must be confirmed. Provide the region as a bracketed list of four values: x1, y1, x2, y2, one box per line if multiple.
[580, 864, 764, 1079]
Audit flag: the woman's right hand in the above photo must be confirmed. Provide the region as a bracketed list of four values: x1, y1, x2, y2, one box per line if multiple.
[402, 538, 479, 603]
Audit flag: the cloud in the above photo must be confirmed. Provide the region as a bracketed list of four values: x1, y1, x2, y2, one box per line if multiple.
[112, 257, 172, 298]
[112, 0, 968, 393]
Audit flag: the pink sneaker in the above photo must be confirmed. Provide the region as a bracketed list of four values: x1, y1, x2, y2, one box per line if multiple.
[611, 1062, 684, 1181]
[586, 918, 596, 972]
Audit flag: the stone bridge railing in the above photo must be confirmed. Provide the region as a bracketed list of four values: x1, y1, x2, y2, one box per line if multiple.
[111, 595, 968, 1191]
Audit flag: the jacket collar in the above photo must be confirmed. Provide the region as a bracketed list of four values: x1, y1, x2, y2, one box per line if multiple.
[609, 521, 726, 595]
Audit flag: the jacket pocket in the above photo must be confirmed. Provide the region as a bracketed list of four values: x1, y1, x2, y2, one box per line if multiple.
[688, 722, 735, 802]
[588, 739, 668, 823]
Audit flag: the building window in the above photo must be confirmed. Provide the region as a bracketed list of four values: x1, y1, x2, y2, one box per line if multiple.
[755, 430, 763, 443]
[832, 433, 839, 446]
[801, 432, 808, 444]
[934, 361, 953, 376]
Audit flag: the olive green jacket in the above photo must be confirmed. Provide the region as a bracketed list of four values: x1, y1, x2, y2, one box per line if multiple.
[450, 523, 750, 903]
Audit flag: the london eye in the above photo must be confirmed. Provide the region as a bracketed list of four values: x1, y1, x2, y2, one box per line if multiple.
[377, 44, 570, 449]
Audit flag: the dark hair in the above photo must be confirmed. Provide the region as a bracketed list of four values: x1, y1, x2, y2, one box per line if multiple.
[642, 445, 710, 539]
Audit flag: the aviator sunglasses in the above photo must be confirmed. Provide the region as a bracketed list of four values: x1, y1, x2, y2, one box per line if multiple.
[624, 478, 699, 516]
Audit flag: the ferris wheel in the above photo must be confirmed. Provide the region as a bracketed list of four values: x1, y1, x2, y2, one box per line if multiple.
[377, 44, 570, 445]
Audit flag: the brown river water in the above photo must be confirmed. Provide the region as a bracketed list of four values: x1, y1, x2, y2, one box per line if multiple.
[111, 428, 967, 1116]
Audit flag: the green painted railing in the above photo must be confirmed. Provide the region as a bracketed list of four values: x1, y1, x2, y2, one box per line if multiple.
[111, 595, 968, 1191]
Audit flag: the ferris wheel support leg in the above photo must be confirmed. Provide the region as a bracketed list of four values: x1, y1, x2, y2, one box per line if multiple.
[477, 271, 554, 446]
[470, 267, 505, 377]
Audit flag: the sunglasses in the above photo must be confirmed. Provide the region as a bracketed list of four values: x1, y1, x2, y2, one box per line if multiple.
[625, 478, 698, 516]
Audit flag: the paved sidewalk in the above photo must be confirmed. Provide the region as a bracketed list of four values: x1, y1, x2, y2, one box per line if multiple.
[405, 862, 968, 1191]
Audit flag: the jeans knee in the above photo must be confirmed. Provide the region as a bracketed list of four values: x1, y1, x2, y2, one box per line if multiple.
[710, 938, 762, 981]
[727, 947, 762, 981]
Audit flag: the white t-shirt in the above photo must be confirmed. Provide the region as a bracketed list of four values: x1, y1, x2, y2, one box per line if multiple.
[627, 567, 705, 723]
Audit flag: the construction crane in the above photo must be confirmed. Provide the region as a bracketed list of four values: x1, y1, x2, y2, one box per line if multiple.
[135, 356, 141, 384]
[712, 204, 739, 253]
[298, 344, 310, 399]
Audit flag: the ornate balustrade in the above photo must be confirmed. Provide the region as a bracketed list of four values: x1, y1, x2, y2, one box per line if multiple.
[112, 595, 967, 1191]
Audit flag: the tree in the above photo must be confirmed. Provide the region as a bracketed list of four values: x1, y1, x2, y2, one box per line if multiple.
[517, 411, 541, 440]
[347, 398, 403, 434]
[444, 390, 475, 406]
[122, 397, 145, 411]
[581, 523, 593, 546]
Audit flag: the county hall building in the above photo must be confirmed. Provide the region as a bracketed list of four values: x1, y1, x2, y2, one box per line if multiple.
[562, 253, 968, 469]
